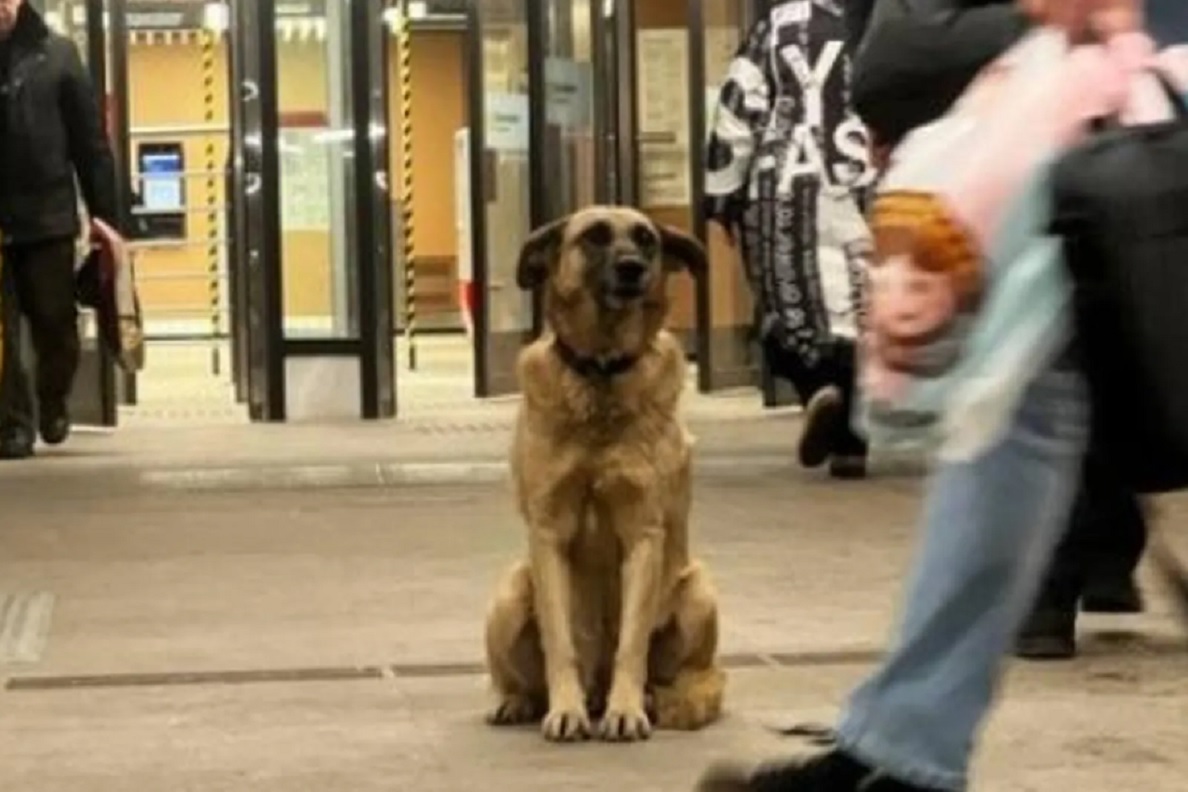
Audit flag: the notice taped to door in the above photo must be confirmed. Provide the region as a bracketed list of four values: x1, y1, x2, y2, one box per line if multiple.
[280, 128, 331, 231]
[636, 29, 691, 207]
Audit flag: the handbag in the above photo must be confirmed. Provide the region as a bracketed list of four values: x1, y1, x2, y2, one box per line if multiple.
[1051, 74, 1188, 493]
[75, 219, 145, 373]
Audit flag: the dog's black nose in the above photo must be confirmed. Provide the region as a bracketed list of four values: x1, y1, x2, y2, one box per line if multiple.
[615, 259, 647, 284]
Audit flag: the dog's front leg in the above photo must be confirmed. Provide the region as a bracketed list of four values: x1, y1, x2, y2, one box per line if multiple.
[602, 524, 663, 742]
[529, 529, 591, 742]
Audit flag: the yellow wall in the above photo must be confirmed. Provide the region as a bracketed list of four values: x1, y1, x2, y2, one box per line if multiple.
[128, 31, 466, 328]
[128, 40, 229, 325]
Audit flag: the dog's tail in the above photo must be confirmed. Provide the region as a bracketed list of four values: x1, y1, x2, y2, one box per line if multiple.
[653, 665, 726, 731]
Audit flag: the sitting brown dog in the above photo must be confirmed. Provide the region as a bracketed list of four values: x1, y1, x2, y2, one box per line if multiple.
[483, 206, 726, 743]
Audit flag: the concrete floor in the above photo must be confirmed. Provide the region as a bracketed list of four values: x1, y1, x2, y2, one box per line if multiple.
[2, 472, 1187, 790]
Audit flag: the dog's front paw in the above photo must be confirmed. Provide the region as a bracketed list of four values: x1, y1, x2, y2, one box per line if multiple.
[541, 701, 592, 742]
[599, 699, 653, 742]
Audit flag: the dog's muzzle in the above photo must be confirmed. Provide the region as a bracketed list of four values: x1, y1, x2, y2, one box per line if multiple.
[606, 257, 650, 300]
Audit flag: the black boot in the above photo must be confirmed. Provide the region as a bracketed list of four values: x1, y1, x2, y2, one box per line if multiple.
[829, 455, 868, 480]
[1015, 575, 1080, 660]
[38, 401, 71, 446]
[1081, 574, 1144, 614]
[0, 426, 35, 460]
[798, 387, 844, 469]
[697, 750, 940, 792]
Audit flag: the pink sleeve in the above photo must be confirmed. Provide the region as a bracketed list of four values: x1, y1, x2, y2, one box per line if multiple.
[1159, 46, 1188, 91]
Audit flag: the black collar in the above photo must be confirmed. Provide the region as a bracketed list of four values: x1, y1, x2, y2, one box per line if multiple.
[7, 4, 48, 50]
[553, 338, 639, 380]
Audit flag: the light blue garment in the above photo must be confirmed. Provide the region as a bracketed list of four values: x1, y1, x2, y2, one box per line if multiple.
[856, 159, 1075, 463]
[837, 363, 1089, 791]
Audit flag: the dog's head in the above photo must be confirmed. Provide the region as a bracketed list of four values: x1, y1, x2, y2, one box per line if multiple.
[516, 206, 706, 316]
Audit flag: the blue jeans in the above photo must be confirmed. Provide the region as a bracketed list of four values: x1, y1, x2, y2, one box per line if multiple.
[836, 364, 1089, 791]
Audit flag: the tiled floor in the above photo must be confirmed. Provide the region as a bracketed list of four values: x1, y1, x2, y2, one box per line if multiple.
[1, 479, 1186, 790]
[119, 336, 774, 427]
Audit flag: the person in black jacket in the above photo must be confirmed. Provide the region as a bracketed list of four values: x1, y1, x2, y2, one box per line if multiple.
[697, 1, 1144, 790]
[0, 0, 119, 459]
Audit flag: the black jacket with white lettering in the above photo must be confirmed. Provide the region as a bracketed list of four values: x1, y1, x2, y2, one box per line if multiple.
[850, 0, 1029, 147]
[704, 1, 873, 364]
[0, 3, 118, 244]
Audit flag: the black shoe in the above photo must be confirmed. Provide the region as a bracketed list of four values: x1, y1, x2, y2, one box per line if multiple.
[829, 455, 868, 480]
[1081, 575, 1144, 614]
[798, 387, 843, 469]
[697, 750, 936, 792]
[0, 427, 35, 460]
[38, 403, 71, 446]
[1015, 605, 1076, 660]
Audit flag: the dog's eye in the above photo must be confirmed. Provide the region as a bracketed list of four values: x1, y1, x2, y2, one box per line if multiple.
[581, 222, 614, 247]
[629, 224, 658, 253]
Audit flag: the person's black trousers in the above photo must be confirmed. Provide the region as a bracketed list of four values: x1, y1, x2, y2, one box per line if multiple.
[1039, 432, 1148, 603]
[762, 334, 868, 457]
[0, 237, 81, 435]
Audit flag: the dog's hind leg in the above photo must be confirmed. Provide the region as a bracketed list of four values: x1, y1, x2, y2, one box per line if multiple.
[648, 561, 726, 731]
[484, 561, 547, 726]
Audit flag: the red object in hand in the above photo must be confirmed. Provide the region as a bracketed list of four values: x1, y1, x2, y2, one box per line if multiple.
[75, 218, 145, 372]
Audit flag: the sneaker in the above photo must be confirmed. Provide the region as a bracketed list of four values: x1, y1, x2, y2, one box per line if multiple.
[798, 387, 843, 469]
[697, 750, 936, 791]
[1081, 575, 1144, 614]
[38, 403, 71, 446]
[0, 427, 35, 460]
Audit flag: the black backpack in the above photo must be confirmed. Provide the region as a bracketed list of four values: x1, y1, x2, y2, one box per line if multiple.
[1051, 75, 1188, 494]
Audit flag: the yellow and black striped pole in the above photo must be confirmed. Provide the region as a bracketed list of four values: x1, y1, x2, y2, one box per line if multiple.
[396, 0, 418, 370]
[201, 28, 221, 376]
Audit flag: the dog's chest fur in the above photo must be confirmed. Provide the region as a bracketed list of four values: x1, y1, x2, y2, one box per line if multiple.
[567, 510, 626, 694]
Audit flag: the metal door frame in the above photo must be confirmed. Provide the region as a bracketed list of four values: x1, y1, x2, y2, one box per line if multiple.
[687, 0, 712, 392]
[231, 0, 285, 420]
[63, 0, 119, 427]
[686, 0, 762, 393]
[465, 0, 536, 398]
[350, 0, 395, 418]
[230, 0, 395, 420]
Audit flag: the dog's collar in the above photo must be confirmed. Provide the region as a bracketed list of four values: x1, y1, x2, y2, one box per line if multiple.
[553, 338, 639, 380]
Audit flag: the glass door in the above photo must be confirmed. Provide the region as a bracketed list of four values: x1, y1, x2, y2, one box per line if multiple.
[535, 0, 598, 221]
[690, 0, 756, 391]
[467, 0, 532, 397]
[633, 0, 697, 359]
[229, 0, 394, 421]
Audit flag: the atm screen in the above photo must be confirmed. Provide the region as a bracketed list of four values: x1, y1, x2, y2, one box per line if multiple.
[138, 144, 185, 212]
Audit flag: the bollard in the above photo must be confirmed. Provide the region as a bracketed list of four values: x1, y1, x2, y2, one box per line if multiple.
[202, 28, 221, 376]
[396, 0, 418, 371]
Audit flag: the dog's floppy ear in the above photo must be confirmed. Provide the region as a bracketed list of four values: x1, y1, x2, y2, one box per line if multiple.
[659, 225, 708, 279]
[516, 217, 569, 290]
